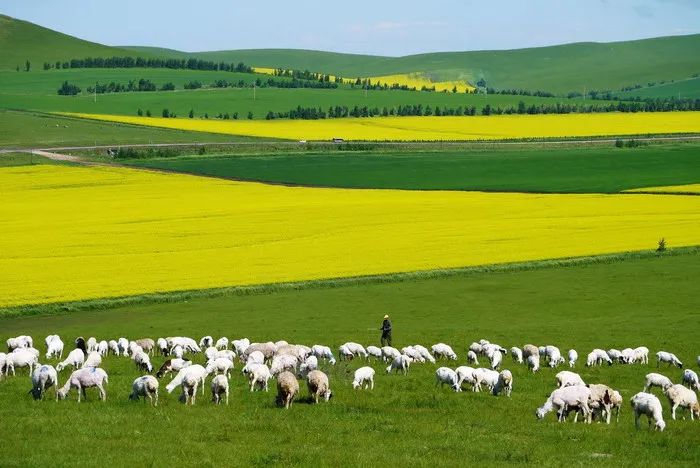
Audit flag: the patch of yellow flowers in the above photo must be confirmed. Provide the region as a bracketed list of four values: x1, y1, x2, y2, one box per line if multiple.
[1, 164, 698, 307]
[64, 112, 700, 141]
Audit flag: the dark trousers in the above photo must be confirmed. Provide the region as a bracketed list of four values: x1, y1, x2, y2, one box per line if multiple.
[381, 333, 392, 347]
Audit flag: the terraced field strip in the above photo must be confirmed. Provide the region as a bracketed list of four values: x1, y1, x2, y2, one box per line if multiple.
[1, 164, 698, 307]
[63, 112, 700, 141]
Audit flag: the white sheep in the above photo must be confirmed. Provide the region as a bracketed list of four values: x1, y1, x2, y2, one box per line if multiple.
[386, 354, 412, 375]
[586, 349, 612, 366]
[338, 344, 354, 361]
[412, 345, 436, 364]
[682, 369, 700, 390]
[211, 374, 229, 405]
[455, 366, 477, 391]
[490, 350, 502, 370]
[270, 354, 298, 376]
[311, 345, 337, 365]
[108, 340, 120, 356]
[510, 347, 523, 364]
[165, 364, 208, 395]
[656, 351, 683, 368]
[133, 350, 153, 373]
[298, 355, 318, 377]
[30, 364, 58, 400]
[665, 384, 700, 420]
[247, 363, 272, 392]
[97, 341, 108, 356]
[630, 392, 665, 431]
[401, 346, 425, 363]
[609, 390, 623, 423]
[0, 353, 5, 379]
[547, 348, 565, 368]
[568, 349, 578, 368]
[44, 335, 59, 348]
[342, 342, 368, 360]
[180, 373, 199, 405]
[46, 337, 64, 360]
[306, 370, 332, 403]
[555, 371, 585, 388]
[469, 342, 483, 355]
[587, 384, 617, 424]
[215, 337, 229, 350]
[232, 338, 250, 357]
[467, 350, 479, 365]
[157, 338, 169, 356]
[117, 337, 129, 356]
[206, 357, 233, 378]
[129, 375, 159, 406]
[56, 367, 108, 402]
[435, 367, 460, 392]
[643, 373, 674, 392]
[82, 351, 102, 369]
[607, 349, 623, 363]
[156, 358, 191, 378]
[527, 354, 540, 373]
[6, 335, 33, 351]
[246, 350, 265, 366]
[381, 346, 401, 362]
[536, 385, 592, 422]
[494, 370, 513, 397]
[366, 345, 383, 361]
[277, 371, 299, 408]
[134, 338, 155, 356]
[522, 344, 539, 359]
[352, 366, 375, 390]
[621, 347, 636, 364]
[172, 345, 184, 359]
[472, 368, 500, 393]
[431, 343, 457, 360]
[5, 349, 39, 375]
[634, 346, 649, 364]
[86, 337, 98, 353]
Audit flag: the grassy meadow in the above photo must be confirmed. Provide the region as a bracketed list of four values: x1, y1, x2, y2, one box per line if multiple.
[0, 252, 699, 466]
[127, 142, 700, 193]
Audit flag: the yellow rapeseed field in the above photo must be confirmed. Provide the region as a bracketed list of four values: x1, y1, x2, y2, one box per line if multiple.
[64, 112, 700, 141]
[1, 164, 698, 307]
[625, 184, 700, 194]
[365, 73, 475, 93]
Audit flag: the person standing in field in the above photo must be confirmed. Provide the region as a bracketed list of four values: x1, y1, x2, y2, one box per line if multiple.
[380, 314, 392, 346]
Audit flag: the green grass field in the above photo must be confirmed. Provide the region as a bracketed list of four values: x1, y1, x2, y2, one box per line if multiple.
[616, 78, 700, 100]
[0, 110, 257, 148]
[0, 252, 698, 466]
[126, 143, 700, 193]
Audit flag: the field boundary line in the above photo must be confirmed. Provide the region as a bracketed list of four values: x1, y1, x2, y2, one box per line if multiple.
[1, 246, 697, 319]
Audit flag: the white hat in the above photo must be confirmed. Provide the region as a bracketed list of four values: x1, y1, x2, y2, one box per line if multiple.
[383, 315, 389, 319]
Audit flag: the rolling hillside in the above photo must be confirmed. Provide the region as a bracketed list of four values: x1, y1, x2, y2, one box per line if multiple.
[2, 14, 699, 94]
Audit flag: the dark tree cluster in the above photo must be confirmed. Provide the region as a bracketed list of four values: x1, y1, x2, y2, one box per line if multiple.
[86, 78, 159, 94]
[56, 81, 81, 95]
[44, 56, 253, 73]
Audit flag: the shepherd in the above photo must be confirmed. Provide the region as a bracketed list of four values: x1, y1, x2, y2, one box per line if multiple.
[380, 315, 392, 347]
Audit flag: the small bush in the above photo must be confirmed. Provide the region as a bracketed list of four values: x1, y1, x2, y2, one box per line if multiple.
[615, 139, 624, 148]
[657, 238, 666, 252]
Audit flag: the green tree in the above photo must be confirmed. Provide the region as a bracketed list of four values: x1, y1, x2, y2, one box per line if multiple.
[146, 109, 152, 117]
[137, 108, 143, 116]
[162, 109, 170, 118]
[188, 109, 194, 118]
[247, 111, 253, 120]
[25, 60, 31, 72]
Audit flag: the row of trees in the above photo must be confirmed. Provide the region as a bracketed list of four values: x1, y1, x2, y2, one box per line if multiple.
[41, 56, 254, 72]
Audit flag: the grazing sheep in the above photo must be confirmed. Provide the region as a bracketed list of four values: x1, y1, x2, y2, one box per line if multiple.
[82, 351, 102, 369]
[277, 371, 299, 409]
[156, 358, 191, 378]
[435, 367, 460, 392]
[527, 354, 540, 373]
[7, 335, 33, 352]
[298, 355, 318, 378]
[682, 369, 700, 390]
[306, 370, 332, 403]
[490, 350, 502, 370]
[242, 342, 276, 363]
[246, 350, 265, 366]
[270, 354, 298, 376]
[587, 349, 612, 366]
[128, 342, 143, 357]
[165, 365, 208, 395]
[44, 335, 59, 348]
[157, 338, 169, 356]
[117, 337, 129, 356]
[247, 363, 272, 392]
[522, 344, 539, 359]
[0, 353, 5, 378]
[204, 346, 220, 361]
[232, 338, 250, 356]
[211, 374, 229, 405]
[536, 385, 592, 422]
[30, 364, 58, 400]
[381, 346, 401, 362]
[634, 346, 650, 364]
[56, 367, 108, 402]
[455, 366, 477, 391]
[547, 348, 565, 368]
[206, 357, 233, 378]
[97, 341, 108, 356]
[587, 384, 616, 424]
[86, 337, 98, 353]
[469, 342, 484, 355]
[386, 354, 412, 375]
[342, 342, 368, 360]
[135, 339, 155, 356]
[609, 390, 623, 423]
[108, 340, 120, 356]
[172, 345, 184, 359]
[568, 349, 578, 368]
[338, 344, 354, 361]
[607, 349, 623, 363]
[494, 370, 513, 397]
[401, 346, 425, 363]
[133, 350, 153, 373]
[412, 345, 436, 364]
[365, 345, 383, 361]
[46, 337, 64, 360]
[199, 336, 214, 349]
[643, 373, 674, 393]
[311, 345, 337, 365]
[180, 373, 199, 405]
[473, 368, 500, 393]
[129, 375, 159, 406]
[665, 384, 700, 420]
[556, 371, 586, 388]
[6, 349, 39, 376]
[467, 350, 479, 365]
[656, 351, 683, 368]
[352, 366, 375, 390]
[621, 348, 636, 364]
[630, 392, 665, 431]
[215, 337, 229, 350]
[510, 347, 523, 364]
[431, 343, 457, 361]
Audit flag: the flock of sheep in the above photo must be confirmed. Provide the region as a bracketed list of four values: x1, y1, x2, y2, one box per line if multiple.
[2, 334, 699, 431]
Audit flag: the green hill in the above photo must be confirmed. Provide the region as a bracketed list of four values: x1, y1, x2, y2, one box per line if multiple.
[0, 14, 150, 71]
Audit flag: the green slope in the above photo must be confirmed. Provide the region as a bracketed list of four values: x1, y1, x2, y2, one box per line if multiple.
[0, 14, 151, 71]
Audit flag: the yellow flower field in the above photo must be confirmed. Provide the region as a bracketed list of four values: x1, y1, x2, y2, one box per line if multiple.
[625, 184, 700, 194]
[364, 73, 475, 93]
[64, 112, 700, 141]
[1, 164, 698, 308]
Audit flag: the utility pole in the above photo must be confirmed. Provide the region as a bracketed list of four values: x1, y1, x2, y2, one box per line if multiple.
[94, 81, 97, 103]
[253, 83, 256, 100]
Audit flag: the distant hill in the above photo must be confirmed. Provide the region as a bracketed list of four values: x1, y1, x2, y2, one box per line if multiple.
[0, 14, 151, 71]
[3, 14, 699, 94]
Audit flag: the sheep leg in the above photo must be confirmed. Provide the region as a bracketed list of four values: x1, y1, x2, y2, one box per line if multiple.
[634, 411, 640, 430]
[154, 390, 159, 407]
[76, 384, 82, 403]
[671, 403, 678, 420]
[225, 390, 229, 405]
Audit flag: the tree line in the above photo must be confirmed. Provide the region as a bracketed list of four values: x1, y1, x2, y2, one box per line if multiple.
[41, 56, 254, 72]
